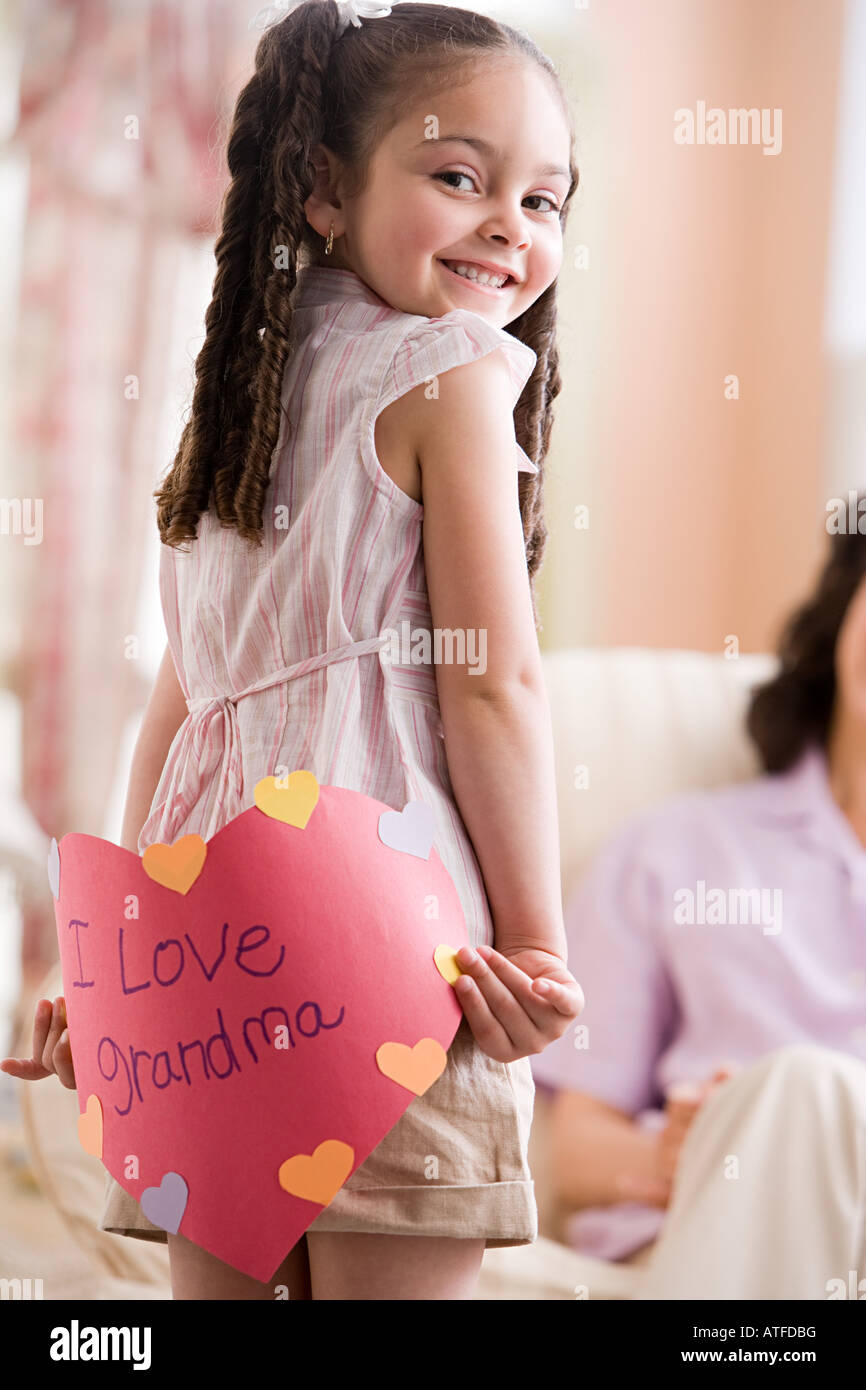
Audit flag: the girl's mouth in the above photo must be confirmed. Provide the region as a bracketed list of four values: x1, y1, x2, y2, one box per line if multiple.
[437, 259, 515, 295]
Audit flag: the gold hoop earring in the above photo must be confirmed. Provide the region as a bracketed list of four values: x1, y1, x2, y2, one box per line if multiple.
[325, 222, 334, 255]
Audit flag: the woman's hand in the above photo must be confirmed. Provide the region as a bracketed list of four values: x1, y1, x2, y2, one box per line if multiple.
[617, 1064, 737, 1208]
[453, 943, 585, 1063]
[0, 996, 76, 1090]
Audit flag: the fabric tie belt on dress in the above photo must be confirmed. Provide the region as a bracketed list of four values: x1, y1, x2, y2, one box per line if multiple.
[157, 635, 393, 847]
[185, 634, 391, 715]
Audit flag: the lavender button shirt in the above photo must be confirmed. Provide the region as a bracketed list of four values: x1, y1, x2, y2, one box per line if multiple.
[531, 743, 866, 1260]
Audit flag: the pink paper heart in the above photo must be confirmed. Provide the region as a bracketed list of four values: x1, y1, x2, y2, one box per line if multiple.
[378, 801, 435, 859]
[53, 785, 467, 1281]
[141, 1171, 188, 1234]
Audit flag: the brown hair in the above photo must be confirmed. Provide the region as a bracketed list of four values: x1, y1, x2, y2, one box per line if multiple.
[746, 499, 866, 772]
[152, 0, 579, 628]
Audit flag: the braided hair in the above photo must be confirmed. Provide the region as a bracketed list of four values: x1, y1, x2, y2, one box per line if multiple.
[153, 1, 580, 630]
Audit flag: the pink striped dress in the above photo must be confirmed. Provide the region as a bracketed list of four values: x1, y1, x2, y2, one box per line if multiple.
[99, 264, 539, 1251]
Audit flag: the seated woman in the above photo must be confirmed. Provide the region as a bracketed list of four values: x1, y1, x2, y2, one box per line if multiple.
[532, 515, 866, 1300]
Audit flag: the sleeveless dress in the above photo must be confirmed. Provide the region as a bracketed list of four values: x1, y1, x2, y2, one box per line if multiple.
[99, 264, 539, 1251]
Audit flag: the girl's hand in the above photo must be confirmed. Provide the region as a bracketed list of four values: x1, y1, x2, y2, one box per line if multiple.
[0, 996, 77, 1090]
[453, 943, 584, 1063]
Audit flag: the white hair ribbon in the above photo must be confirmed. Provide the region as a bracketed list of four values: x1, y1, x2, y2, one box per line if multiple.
[249, 0, 394, 33]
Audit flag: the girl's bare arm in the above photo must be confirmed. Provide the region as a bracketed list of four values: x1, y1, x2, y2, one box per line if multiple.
[406, 349, 566, 960]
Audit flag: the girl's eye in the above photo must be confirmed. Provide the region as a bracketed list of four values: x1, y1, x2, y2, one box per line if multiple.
[524, 193, 561, 215]
[434, 170, 476, 193]
[433, 172, 560, 215]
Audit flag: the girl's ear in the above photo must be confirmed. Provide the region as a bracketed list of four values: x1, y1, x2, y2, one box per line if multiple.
[304, 143, 344, 239]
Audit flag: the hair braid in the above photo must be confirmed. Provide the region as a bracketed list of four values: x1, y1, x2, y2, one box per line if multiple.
[152, 0, 580, 634]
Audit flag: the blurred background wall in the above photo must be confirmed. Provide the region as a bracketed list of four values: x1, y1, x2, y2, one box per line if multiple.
[528, 0, 861, 653]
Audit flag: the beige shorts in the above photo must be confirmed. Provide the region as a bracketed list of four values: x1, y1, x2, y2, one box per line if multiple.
[99, 1016, 538, 1250]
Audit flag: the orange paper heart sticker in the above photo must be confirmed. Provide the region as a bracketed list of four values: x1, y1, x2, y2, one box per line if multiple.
[254, 771, 319, 829]
[141, 835, 207, 894]
[375, 1038, 448, 1096]
[278, 1139, 354, 1207]
[78, 1093, 103, 1158]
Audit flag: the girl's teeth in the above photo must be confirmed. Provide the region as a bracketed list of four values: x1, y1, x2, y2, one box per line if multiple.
[445, 261, 508, 288]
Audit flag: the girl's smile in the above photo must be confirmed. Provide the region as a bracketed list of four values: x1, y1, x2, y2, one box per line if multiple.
[436, 258, 517, 296]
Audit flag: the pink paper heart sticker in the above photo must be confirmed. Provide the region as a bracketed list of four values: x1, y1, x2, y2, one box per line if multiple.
[141, 1171, 189, 1234]
[52, 784, 467, 1281]
[377, 801, 435, 859]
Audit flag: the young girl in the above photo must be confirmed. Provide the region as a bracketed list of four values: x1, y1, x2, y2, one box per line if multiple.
[3, 0, 584, 1300]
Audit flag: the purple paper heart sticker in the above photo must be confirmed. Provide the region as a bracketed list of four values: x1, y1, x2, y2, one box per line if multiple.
[141, 1171, 189, 1234]
[378, 801, 435, 860]
[47, 838, 61, 900]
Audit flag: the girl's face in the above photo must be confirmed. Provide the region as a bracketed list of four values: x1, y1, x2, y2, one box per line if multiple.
[305, 58, 574, 326]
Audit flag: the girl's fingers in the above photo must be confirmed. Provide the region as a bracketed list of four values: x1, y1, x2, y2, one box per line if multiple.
[460, 945, 579, 1030]
[41, 997, 67, 1074]
[0, 999, 55, 1080]
[0, 1056, 51, 1081]
[453, 973, 518, 1060]
[455, 947, 547, 1050]
[489, 947, 581, 1018]
[53, 1029, 76, 1090]
[530, 976, 584, 1017]
[32, 998, 53, 1062]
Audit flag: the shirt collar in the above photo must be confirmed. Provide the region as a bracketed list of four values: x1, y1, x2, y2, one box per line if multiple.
[753, 741, 866, 874]
[291, 265, 391, 311]
[289, 263, 540, 475]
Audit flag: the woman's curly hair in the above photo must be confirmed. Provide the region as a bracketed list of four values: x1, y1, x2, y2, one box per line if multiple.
[746, 498, 866, 771]
[152, 0, 580, 630]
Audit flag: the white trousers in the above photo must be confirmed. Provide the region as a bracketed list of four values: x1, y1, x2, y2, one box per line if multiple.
[632, 1042, 866, 1300]
[477, 1044, 866, 1301]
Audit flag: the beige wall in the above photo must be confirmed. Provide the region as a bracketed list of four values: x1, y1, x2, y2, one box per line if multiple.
[535, 0, 846, 653]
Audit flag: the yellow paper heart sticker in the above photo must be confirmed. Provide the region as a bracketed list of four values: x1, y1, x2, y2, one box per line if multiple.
[433, 944, 464, 985]
[254, 771, 320, 829]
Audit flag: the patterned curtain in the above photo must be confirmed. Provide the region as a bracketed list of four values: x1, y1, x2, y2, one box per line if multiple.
[6, 0, 251, 980]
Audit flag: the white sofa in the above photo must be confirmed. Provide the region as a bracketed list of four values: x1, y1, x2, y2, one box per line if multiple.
[17, 646, 777, 1299]
[477, 646, 777, 1298]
